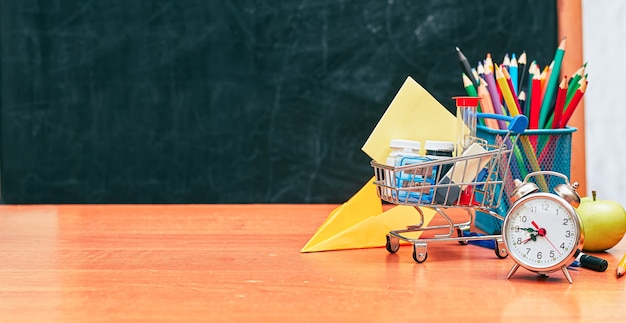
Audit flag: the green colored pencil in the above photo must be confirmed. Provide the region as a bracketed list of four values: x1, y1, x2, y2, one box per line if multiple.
[462, 73, 485, 126]
[539, 38, 567, 129]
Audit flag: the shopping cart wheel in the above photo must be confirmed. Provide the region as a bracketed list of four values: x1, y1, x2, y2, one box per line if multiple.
[494, 238, 508, 259]
[412, 243, 428, 263]
[385, 235, 400, 253]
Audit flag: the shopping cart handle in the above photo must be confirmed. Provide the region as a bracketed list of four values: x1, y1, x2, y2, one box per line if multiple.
[477, 113, 528, 134]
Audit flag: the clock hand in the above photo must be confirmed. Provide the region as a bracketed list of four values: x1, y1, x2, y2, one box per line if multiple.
[521, 233, 537, 244]
[531, 221, 546, 236]
[542, 235, 563, 256]
[531, 221, 540, 229]
[531, 221, 562, 256]
[519, 227, 538, 233]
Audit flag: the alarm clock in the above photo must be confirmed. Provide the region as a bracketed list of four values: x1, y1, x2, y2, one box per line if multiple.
[502, 171, 584, 284]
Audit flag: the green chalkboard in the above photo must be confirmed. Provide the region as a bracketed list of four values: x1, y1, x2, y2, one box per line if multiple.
[0, 0, 557, 203]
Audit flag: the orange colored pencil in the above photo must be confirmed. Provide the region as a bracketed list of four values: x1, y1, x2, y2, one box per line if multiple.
[540, 61, 553, 104]
[477, 78, 500, 129]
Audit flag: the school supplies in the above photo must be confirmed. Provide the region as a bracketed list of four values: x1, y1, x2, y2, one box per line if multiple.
[455, 42, 586, 130]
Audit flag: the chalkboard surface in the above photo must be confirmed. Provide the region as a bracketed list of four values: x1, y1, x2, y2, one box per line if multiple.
[0, 0, 557, 203]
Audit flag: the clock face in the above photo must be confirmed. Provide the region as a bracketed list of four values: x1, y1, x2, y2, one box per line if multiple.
[503, 192, 583, 272]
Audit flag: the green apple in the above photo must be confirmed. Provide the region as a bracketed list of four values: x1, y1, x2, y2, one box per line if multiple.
[576, 191, 626, 252]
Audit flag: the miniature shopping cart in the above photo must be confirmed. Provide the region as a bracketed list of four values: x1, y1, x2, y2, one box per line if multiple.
[370, 113, 528, 263]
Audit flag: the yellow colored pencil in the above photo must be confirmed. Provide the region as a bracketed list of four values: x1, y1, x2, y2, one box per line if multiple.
[617, 253, 626, 277]
[497, 66, 547, 190]
[495, 64, 518, 117]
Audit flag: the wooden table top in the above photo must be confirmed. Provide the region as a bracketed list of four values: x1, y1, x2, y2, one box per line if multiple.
[1, 204, 625, 322]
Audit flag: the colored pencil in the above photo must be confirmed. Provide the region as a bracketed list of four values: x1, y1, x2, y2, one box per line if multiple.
[540, 62, 553, 105]
[617, 253, 626, 277]
[484, 53, 494, 73]
[472, 68, 480, 86]
[529, 72, 542, 131]
[477, 61, 484, 79]
[510, 53, 519, 96]
[456, 47, 480, 89]
[524, 61, 537, 118]
[495, 65, 519, 117]
[483, 64, 506, 129]
[477, 78, 500, 129]
[462, 73, 484, 127]
[519, 135, 548, 192]
[462, 73, 479, 97]
[502, 67, 521, 114]
[560, 79, 587, 128]
[551, 76, 568, 129]
[502, 53, 510, 71]
[539, 38, 567, 129]
[537, 76, 569, 171]
[566, 64, 586, 106]
[517, 51, 527, 93]
[518, 90, 526, 116]
[496, 63, 538, 184]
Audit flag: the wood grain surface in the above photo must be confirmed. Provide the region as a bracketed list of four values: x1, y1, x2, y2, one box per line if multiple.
[1, 204, 624, 322]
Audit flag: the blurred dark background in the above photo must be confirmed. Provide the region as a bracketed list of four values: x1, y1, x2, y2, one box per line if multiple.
[0, 0, 557, 203]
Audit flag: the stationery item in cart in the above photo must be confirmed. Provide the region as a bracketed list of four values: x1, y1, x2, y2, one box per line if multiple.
[434, 142, 492, 205]
[425, 140, 454, 183]
[385, 139, 422, 167]
[389, 140, 457, 204]
[393, 156, 434, 203]
[454, 96, 480, 154]
[385, 139, 432, 203]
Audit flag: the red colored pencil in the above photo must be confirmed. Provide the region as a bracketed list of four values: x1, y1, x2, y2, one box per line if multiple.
[551, 76, 568, 129]
[529, 73, 542, 130]
[560, 79, 587, 128]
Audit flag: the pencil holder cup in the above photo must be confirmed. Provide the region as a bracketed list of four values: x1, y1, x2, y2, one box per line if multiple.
[474, 125, 577, 234]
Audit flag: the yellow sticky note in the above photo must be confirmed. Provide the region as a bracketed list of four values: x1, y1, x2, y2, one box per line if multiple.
[362, 76, 457, 163]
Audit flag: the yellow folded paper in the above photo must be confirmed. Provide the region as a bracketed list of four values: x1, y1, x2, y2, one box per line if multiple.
[301, 177, 436, 252]
[362, 76, 457, 163]
[302, 77, 454, 252]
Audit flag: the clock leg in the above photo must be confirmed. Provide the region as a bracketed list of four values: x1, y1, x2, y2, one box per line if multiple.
[507, 263, 520, 280]
[561, 266, 573, 284]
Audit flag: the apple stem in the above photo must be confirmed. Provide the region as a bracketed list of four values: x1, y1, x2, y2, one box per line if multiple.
[592, 190, 596, 201]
